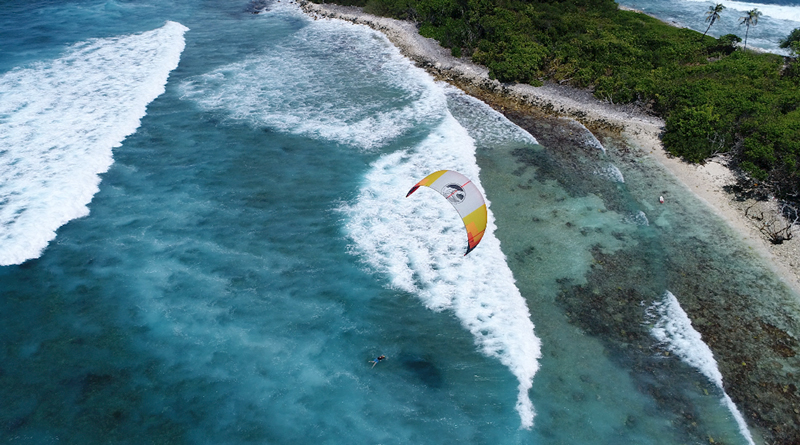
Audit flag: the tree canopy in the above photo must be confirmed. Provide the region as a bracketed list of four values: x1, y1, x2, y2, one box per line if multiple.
[703, 3, 725, 37]
[781, 27, 800, 55]
[739, 8, 762, 50]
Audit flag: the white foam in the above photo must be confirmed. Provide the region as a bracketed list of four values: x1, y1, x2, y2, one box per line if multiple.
[623, 210, 650, 226]
[597, 163, 625, 183]
[179, 16, 444, 151]
[0, 21, 188, 266]
[582, 129, 607, 154]
[647, 291, 755, 445]
[341, 115, 541, 429]
[181, 7, 542, 428]
[444, 88, 539, 147]
[684, 0, 800, 24]
[557, 117, 606, 153]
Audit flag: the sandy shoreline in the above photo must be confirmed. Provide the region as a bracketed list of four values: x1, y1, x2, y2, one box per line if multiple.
[300, 0, 800, 298]
[295, 3, 800, 442]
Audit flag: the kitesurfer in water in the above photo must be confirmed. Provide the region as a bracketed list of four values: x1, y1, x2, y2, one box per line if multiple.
[371, 355, 386, 368]
[406, 170, 488, 255]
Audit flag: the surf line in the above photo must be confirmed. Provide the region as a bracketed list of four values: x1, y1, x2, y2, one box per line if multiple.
[647, 291, 755, 445]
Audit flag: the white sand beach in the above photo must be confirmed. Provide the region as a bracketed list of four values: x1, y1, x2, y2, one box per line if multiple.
[300, 0, 800, 297]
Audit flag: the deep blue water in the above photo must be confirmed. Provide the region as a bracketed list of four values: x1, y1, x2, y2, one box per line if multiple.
[2, 0, 799, 443]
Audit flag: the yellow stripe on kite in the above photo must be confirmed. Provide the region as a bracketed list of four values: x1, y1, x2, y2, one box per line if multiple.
[462, 204, 487, 251]
[407, 170, 488, 255]
[417, 170, 449, 187]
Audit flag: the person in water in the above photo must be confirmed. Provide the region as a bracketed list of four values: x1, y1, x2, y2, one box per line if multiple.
[371, 355, 386, 368]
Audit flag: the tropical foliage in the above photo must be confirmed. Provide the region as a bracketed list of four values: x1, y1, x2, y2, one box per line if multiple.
[781, 27, 800, 55]
[739, 8, 762, 50]
[703, 3, 725, 38]
[311, 0, 800, 199]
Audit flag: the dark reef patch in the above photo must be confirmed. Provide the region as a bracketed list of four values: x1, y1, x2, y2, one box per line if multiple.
[401, 357, 444, 389]
[480, 88, 800, 443]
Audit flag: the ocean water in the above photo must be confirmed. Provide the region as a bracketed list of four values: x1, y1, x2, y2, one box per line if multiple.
[617, 0, 800, 53]
[2, 0, 799, 443]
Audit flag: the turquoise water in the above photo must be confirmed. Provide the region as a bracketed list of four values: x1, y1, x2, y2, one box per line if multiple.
[2, 0, 799, 443]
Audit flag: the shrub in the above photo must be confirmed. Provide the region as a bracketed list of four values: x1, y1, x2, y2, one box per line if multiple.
[663, 105, 724, 162]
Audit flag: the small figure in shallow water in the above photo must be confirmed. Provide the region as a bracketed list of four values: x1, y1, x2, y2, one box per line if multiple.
[371, 355, 386, 368]
[659, 196, 665, 204]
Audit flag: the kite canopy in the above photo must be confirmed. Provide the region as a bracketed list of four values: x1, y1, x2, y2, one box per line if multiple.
[406, 170, 488, 255]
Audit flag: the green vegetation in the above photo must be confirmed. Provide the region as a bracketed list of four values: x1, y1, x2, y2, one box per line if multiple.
[738, 8, 762, 50]
[311, 0, 800, 199]
[780, 27, 800, 55]
[703, 4, 725, 38]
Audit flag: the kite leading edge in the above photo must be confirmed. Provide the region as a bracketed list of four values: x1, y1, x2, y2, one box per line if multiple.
[406, 170, 487, 255]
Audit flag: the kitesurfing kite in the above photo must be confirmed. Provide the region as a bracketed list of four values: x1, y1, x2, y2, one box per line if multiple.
[406, 170, 487, 255]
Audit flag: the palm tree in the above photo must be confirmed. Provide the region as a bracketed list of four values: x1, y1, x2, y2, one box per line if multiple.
[703, 4, 725, 37]
[739, 8, 763, 50]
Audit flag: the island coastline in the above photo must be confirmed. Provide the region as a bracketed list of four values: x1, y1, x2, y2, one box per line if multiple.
[299, 0, 800, 298]
[298, 2, 800, 442]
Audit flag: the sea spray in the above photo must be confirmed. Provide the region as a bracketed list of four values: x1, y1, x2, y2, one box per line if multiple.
[0, 21, 188, 265]
[3, 0, 799, 442]
[561, 118, 629, 183]
[647, 291, 755, 445]
[623, 210, 650, 226]
[444, 88, 539, 148]
[684, 0, 800, 23]
[619, 0, 800, 54]
[182, 11, 544, 428]
[341, 116, 541, 429]
[179, 16, 443, 152]
[596, 163, 626, 183]
[559, 117, 606, 154]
